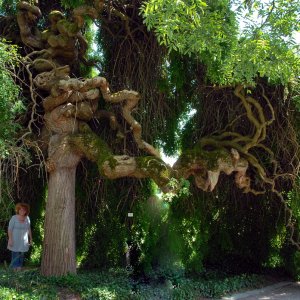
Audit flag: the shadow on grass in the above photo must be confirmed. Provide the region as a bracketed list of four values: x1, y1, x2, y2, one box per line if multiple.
[0, 265, 266, 300]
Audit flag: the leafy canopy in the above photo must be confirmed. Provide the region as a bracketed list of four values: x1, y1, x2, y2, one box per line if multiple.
[141, 0, 300, 85]
[0, 40, 23, 158]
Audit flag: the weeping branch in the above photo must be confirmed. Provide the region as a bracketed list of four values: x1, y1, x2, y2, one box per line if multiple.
[1, 1, 299, 252]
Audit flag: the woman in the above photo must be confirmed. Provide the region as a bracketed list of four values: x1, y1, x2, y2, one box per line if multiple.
[7, 203, 33, 270]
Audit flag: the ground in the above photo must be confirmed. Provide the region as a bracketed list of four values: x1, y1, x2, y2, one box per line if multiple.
[222, 281, 300, 300]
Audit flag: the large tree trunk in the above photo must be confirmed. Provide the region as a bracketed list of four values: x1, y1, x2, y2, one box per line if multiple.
[41, 135, 81, 276]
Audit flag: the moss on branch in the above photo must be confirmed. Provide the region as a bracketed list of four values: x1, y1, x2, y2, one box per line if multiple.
[67, 125, 173, 189]
[136, 156, 174, 188]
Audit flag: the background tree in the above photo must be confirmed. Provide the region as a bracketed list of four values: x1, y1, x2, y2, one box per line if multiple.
[0, 0, 299, 277]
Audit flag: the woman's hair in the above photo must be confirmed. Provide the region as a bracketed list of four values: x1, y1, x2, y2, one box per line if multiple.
[15, 203, 30, 216]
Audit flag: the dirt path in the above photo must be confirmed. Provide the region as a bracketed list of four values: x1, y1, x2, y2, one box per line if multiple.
[222, 281, 300, 300]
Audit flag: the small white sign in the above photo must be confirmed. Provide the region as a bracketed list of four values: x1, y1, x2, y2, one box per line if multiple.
[128, 213, 133, 217]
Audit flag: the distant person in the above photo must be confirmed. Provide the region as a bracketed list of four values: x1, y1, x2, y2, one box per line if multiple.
[7, 203, 32, 271]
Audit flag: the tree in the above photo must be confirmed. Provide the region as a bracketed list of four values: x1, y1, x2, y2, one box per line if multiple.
[0, 0, 299, 276]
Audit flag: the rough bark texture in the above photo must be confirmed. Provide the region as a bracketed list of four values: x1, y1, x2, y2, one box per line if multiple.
[41, 165, 78, 276]
[15, 1, 166, 275]
[1, 1, 298, 276]
[41, 133, 81, 275]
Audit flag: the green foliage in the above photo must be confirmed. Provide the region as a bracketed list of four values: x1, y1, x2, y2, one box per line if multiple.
[0, 39, 24, 158]
[60, 0, 98, 10]
[171, 273, 263, 299]
[1, 0, 299, 286]
[0, 0, 17, 14]
[131, 194, 183, 276]
[27, 185, 47, 266]
[0, 40, 28, 264]
[156, 52, 199, 156]
[119, 272, 263, 299]
[0, 189, 14, 263]
[0, 267, 264, 299]
[141, 0, 237, 56]
[74, 165, 134, 269]
[142, 0, 300, 85]
[0, 268, 133, 300]
[282, 181, 300, 279]
[0, 181, 14, 223]
[160, 174, 300, 278]
[207, 192, 284, 273]
[291, 79, 300, 112]
[213, 34, 300, 85]
[167, 192, 211, 274]
[0, 166, 48, 265]
[61, 0, 87, 9]
[289, 251, 300, 280]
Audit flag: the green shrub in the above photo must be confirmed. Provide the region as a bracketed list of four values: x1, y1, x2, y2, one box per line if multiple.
[0, 266, 264, 299]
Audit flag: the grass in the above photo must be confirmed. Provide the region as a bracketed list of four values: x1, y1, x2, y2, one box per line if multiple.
[0, 266, 266, 299]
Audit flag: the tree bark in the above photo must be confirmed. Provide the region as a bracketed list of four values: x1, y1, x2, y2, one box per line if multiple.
[41, 135, 81, 276]
[41, 166, 78, 276]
